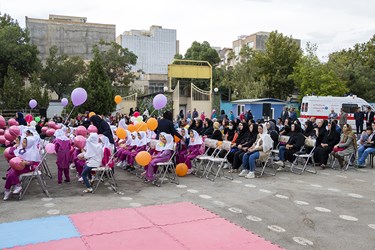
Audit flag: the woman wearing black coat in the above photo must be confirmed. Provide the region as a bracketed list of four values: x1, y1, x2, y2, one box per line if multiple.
[313, 121, 341, 168]
[90, 115, 115, 144]
[284, 124, 306, 163]
[156, 111, 182, 140]
[202, 118, 214, 137]
[227, 122, 250, 172]
[231, 123, 258, 170]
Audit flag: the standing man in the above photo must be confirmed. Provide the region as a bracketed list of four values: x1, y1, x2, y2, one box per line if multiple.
[365, 106, 374, 128]
[354, 107, 365, 136]
[289, 107, 297, 121]
[281, 107, 289, 122]
[192, 108, 198, 119]
[339, 108, 347, 129]
[328, 109, 338, 122]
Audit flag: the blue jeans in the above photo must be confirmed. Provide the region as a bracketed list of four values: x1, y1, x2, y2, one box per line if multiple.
[82, 165, 94, 188]
[242, 151, 260, 171]
[278, 146, 286, 161]
[357, 146, 375, 165]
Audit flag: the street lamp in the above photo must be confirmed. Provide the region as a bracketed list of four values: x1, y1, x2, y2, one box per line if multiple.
[214, 87, 219, 93]
[163, 86, 169, 92]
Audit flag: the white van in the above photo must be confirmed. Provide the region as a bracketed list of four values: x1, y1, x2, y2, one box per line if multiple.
[299, 95, 372, 130]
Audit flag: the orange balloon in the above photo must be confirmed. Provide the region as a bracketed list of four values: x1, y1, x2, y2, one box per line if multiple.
[146, 118, 158, 131]
[116, 127, 126, 139]
[114, 95, 122, 104]
[176, 163, 188, 177]
[135, 151, 152, 166]
[128, 124, 136, 132]
[174, 135, 180, 143]
[89, 112, 96, 118]
[138, 122, 148, 132]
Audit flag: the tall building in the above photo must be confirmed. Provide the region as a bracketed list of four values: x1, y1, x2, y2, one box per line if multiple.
[26, 14, 116, 62]
[117, 25, 178, 75]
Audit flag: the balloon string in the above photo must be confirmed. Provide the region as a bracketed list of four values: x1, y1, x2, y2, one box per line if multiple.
[64, 106, 75, 124]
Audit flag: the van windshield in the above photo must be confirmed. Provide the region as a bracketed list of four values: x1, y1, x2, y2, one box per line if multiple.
[342, 103, 358, 113]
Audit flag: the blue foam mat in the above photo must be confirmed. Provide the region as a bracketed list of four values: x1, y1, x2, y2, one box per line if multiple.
[0, 215, 79, 249]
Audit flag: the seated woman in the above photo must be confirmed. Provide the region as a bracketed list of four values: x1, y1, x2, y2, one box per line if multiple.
[202, 118, 214, 137]
[226, 122, 250, 172]
[231, 123, 258, 171]
[238, 123, 273, 179]
[178, 129, 203, 174]
[143, 133, 174, 182]
[357, 123, 375, 168]
[4, 136, 41, 200]
[275, 123, 305, 170]
[332, 124, 356, 169]
[313, 121, 341, 169]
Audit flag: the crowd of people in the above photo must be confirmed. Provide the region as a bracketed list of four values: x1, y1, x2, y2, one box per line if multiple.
[3, 106, 375, 200]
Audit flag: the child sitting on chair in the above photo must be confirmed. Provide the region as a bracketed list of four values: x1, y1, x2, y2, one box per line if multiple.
[179, 130, 202, 174]
[126, 131, 148, 172]
[115, 130, 132, 168]
[143, 132, 174, 183]
[100, 135, 114, 169]
[176, 128, 189, 163]
[3, 136, 41, 200]
[78, 133, 103, 193]
[53, 129, 71, 184]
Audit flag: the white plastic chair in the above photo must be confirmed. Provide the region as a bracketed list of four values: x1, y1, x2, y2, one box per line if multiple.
[290, 138, 317, 174]
[205, 141, 233, 181]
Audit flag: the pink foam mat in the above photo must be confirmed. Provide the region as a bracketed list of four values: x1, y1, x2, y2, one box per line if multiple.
[4, 237, 87, 250]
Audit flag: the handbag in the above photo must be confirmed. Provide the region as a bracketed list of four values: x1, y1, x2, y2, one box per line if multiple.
[333, 147, 345, 152]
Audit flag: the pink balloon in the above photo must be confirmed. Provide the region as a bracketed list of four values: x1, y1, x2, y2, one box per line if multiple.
[153, 94, 167, 110]
[45, 143, 56, 154]
[4, 147, 15, 161]
[25, 114, 33, 124]
[9, 126, 21, 137]
[10, 156, 24, 171]
[0, 115, 6, 128]
[74, 135, 86, 149]
[71, 87, 87, 106]
[8, 118, 18, 126]
[0, 129, 4, 135]
[55, 124, 62, 129]
[47, 121, 56, 128]
[0, 135, 5, 144]
[4, 130, 16, 142]
[41, 127, 48, 134]
[5, 140, 11, 147]
[87, 125, 98, 134]
[46, 128, 56, 137]
[76, 126, 87, 136]
[133, 111, 140, 118]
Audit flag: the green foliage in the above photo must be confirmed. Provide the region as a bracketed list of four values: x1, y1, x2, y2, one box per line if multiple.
[25, 73, 50, 108]
[328, 35, 375, 102]
[97, 40, 137, 91]
[0, 13, 41, 89]
[73, 47, 115, 115]
[1, 66, 26, 109]
[254, 31, 302, 100]
[290, 42, 348, 99]
[41, 46, 85, 99]
[184, 41, 220, 66]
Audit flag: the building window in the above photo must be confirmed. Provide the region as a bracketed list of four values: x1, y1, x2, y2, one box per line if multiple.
[237, 105, 245, 116]
[148, 82, 164, 94]
[247, 41, 254, 48]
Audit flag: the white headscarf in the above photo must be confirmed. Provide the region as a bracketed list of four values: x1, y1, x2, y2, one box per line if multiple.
[118, 118, 127, 130]
[125, 130, 132, 146]
[189, 130, 203, 146]
[84, 133, 102, 159]
[177, 128, 189, 139]
[54, 129, 69, 141]
[137, 131, 148, 147]
[100, 134, 114, 153]
[130, 132, 139, 146]
[163, 133, 174, 151]
[259, 123, 273, 152]
[14, 136, 41, 162]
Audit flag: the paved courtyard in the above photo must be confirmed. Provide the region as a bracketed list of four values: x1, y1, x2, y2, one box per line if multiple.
[0, 155, 374, 249]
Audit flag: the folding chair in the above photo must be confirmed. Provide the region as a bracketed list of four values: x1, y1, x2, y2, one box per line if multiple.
[205, 141, 233, 181]
[19, 155, 50, 200]
[270, 135, 290, 162]
[39, 142, 52, 179]
[330, 152, 356, 171]
[153, 148, 179, 187]
[255, 150, 276, 177]
[91, 154, 118, 194]
[290, 138, 317, 174]
[192, 139, 216, 177]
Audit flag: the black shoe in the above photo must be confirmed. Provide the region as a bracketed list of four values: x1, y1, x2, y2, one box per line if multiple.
[2, 177, 6, 180]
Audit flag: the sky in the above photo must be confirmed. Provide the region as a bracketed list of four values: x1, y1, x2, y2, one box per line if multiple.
[1, 0, 375, 60]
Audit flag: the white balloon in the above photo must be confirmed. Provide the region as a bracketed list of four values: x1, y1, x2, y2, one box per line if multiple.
[130, 117, 136, 122]
[133, 121, 139, 125]
[30, 121, 37, 127]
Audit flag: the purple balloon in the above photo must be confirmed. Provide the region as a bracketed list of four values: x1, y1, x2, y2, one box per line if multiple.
[61, 98, 68, 107]
[71, 87, 87, 106]
[153, 94, 167, 110]
[29, 99, 37, 109]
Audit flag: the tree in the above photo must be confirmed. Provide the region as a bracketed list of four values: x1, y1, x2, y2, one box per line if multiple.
[25, 73, 50, 108]
[254, 31, 302, 100]
[75, 47, 115, 115]
[0, 13, 40, 90]
[1, 66, 26, 109]
[96, 40, 137, 92]
[290, 43, 348, 98]
[41, 46, 85, 99]
[184, 41, 220, 66]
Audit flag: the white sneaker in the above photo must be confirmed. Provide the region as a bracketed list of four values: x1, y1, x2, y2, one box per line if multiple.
[223, 163, 229, 169]
[245, 172, 255, 179]
[187, 169, 193, 175]
[69, 163, 76, 170]
[13, 186, 22, 194]
[3, 191, 11, 200]
[274, 160, 284, 166]
[238, 170, 249, 177]
[276, 166, 285, 171]
[116, 161, 123, 167]
[78, 177, 83, 182]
